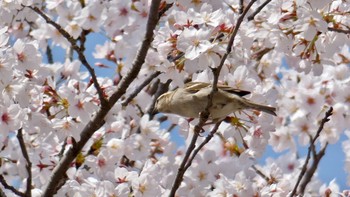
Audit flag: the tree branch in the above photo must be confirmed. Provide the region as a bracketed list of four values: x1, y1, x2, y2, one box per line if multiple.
[212, 0, 257, 86]
[168, 126, 201, 197]
[247, 0, 272, 21]
[328, 27, 350, 34]
[29, 6, 76, 45]
[0, 187, 6, 197]
[17, 129, 32, 197]
[252, 165, 271, 183]
[299, 143, 328, 195]
[184, 122, 222, 170]
[121, 71, 161, 107]
[0, 175, 24, 196]
[158, 2, 173, 18]
[169, 1, 258, 196]
[108, 0, 161, 106]
[46, 44, 53, 64]
[29, 6, 108, 107]
[41, 0, 162, 195]
[206, 0, 257, 120]
[169, 122, 221, 197]
[290, 107, 333, 196]
[239, 0, 244, 14]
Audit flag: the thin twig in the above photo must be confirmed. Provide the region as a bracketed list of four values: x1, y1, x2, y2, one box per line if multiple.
[29, 6, 108, 107]
[168, 124, 201, 197]
[67, 46, 73, 61]
[79, 30, 90, 52]
[211, 0, 257, 85]
[0, 175, 25, 196]
[328, 27, 350, 34]
[252, 165, 270, 183]
[41, 0, 162, 195]
[311, 108, 333, 145]
[290, 107, 333, 196]
[207, 0, 258, 123]
[206, 0, 257, 113]
[239, 0, 244, 14]
[29, 7, 76, 45]
[108, 1, 161, 106]
[158, 3, 173, 18]
[184, 122, 222, 170]
[247, 0, 272, 21]
[169, 1, 258, 196]
[299, 143, 328, 195]
[121, 71, 161, 107]
[46, 45, 53, 64]
[17, 129, 32, 197]
[0, 187, 6, 197]
[57, 137, 68, 160]
[290, 135, 313, 196]
[166, 124, 177, 133]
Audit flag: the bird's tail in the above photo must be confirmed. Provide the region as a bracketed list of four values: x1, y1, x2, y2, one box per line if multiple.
[244, 100, 277, 116]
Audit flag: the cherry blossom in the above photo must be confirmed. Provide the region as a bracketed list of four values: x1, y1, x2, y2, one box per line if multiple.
[0, 103, 25, 133]
[0, 0, 349, 196]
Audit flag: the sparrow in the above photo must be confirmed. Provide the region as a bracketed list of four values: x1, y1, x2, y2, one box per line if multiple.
[154, 82, 276, 121]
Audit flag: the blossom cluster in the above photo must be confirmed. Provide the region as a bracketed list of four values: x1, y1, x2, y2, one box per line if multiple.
[0, 0, 349, 196]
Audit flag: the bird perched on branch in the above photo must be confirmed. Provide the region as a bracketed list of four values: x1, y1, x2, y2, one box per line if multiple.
[154, 82, 276, 122]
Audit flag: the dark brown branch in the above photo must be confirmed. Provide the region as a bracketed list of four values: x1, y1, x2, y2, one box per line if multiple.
[184, 122, 222, 170]
[46, 44, 53, 64]
[67, 46, 73, 61]
[291, 137, 312, 196]
[168, 124, 201, 197]
[17, 129, 32, 197]
[205, 0, 257, 118]
[158, 3, 173, 18]
[299, 143, 328, 195]
[29, 7, 76, 45]
[41, 0, 162, 195]
[290, 107, 333, 196]
[211, 0, 257, 87]
[169, 122, 221, 197]
[0, 187, 6, 197]
[252, 165, 270, 183]
[79, 30, 90, 52]
[0, 175, 25, 196]
[328, 27, 350, 34]
[169, 107, 220, 197]
[108, 1, 161, 106]
[239, 0, 244, 14]
[313, 110, 332, 142]
[29, 6, 108, 107]
[204, 0, 258, 129]
[247, 0, 272, 21]
[169, 2, 258, 196]
[166, 124, 177, 133]
[121, 71, 161, 107]
[57, 137, 68, 160]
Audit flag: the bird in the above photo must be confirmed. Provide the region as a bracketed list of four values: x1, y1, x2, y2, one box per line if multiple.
[154, 82, 276, 121]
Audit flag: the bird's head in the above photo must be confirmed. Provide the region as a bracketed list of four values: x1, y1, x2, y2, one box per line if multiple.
[154, 92, 173, 114]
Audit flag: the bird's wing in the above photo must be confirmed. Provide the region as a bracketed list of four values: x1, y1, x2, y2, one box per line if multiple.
[185, 82, 251, 97]
[217, 84, 251, 97]
[184, 82, 210, 93]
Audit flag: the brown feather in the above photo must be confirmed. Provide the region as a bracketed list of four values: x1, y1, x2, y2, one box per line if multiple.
[185, 82, 250, 97]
